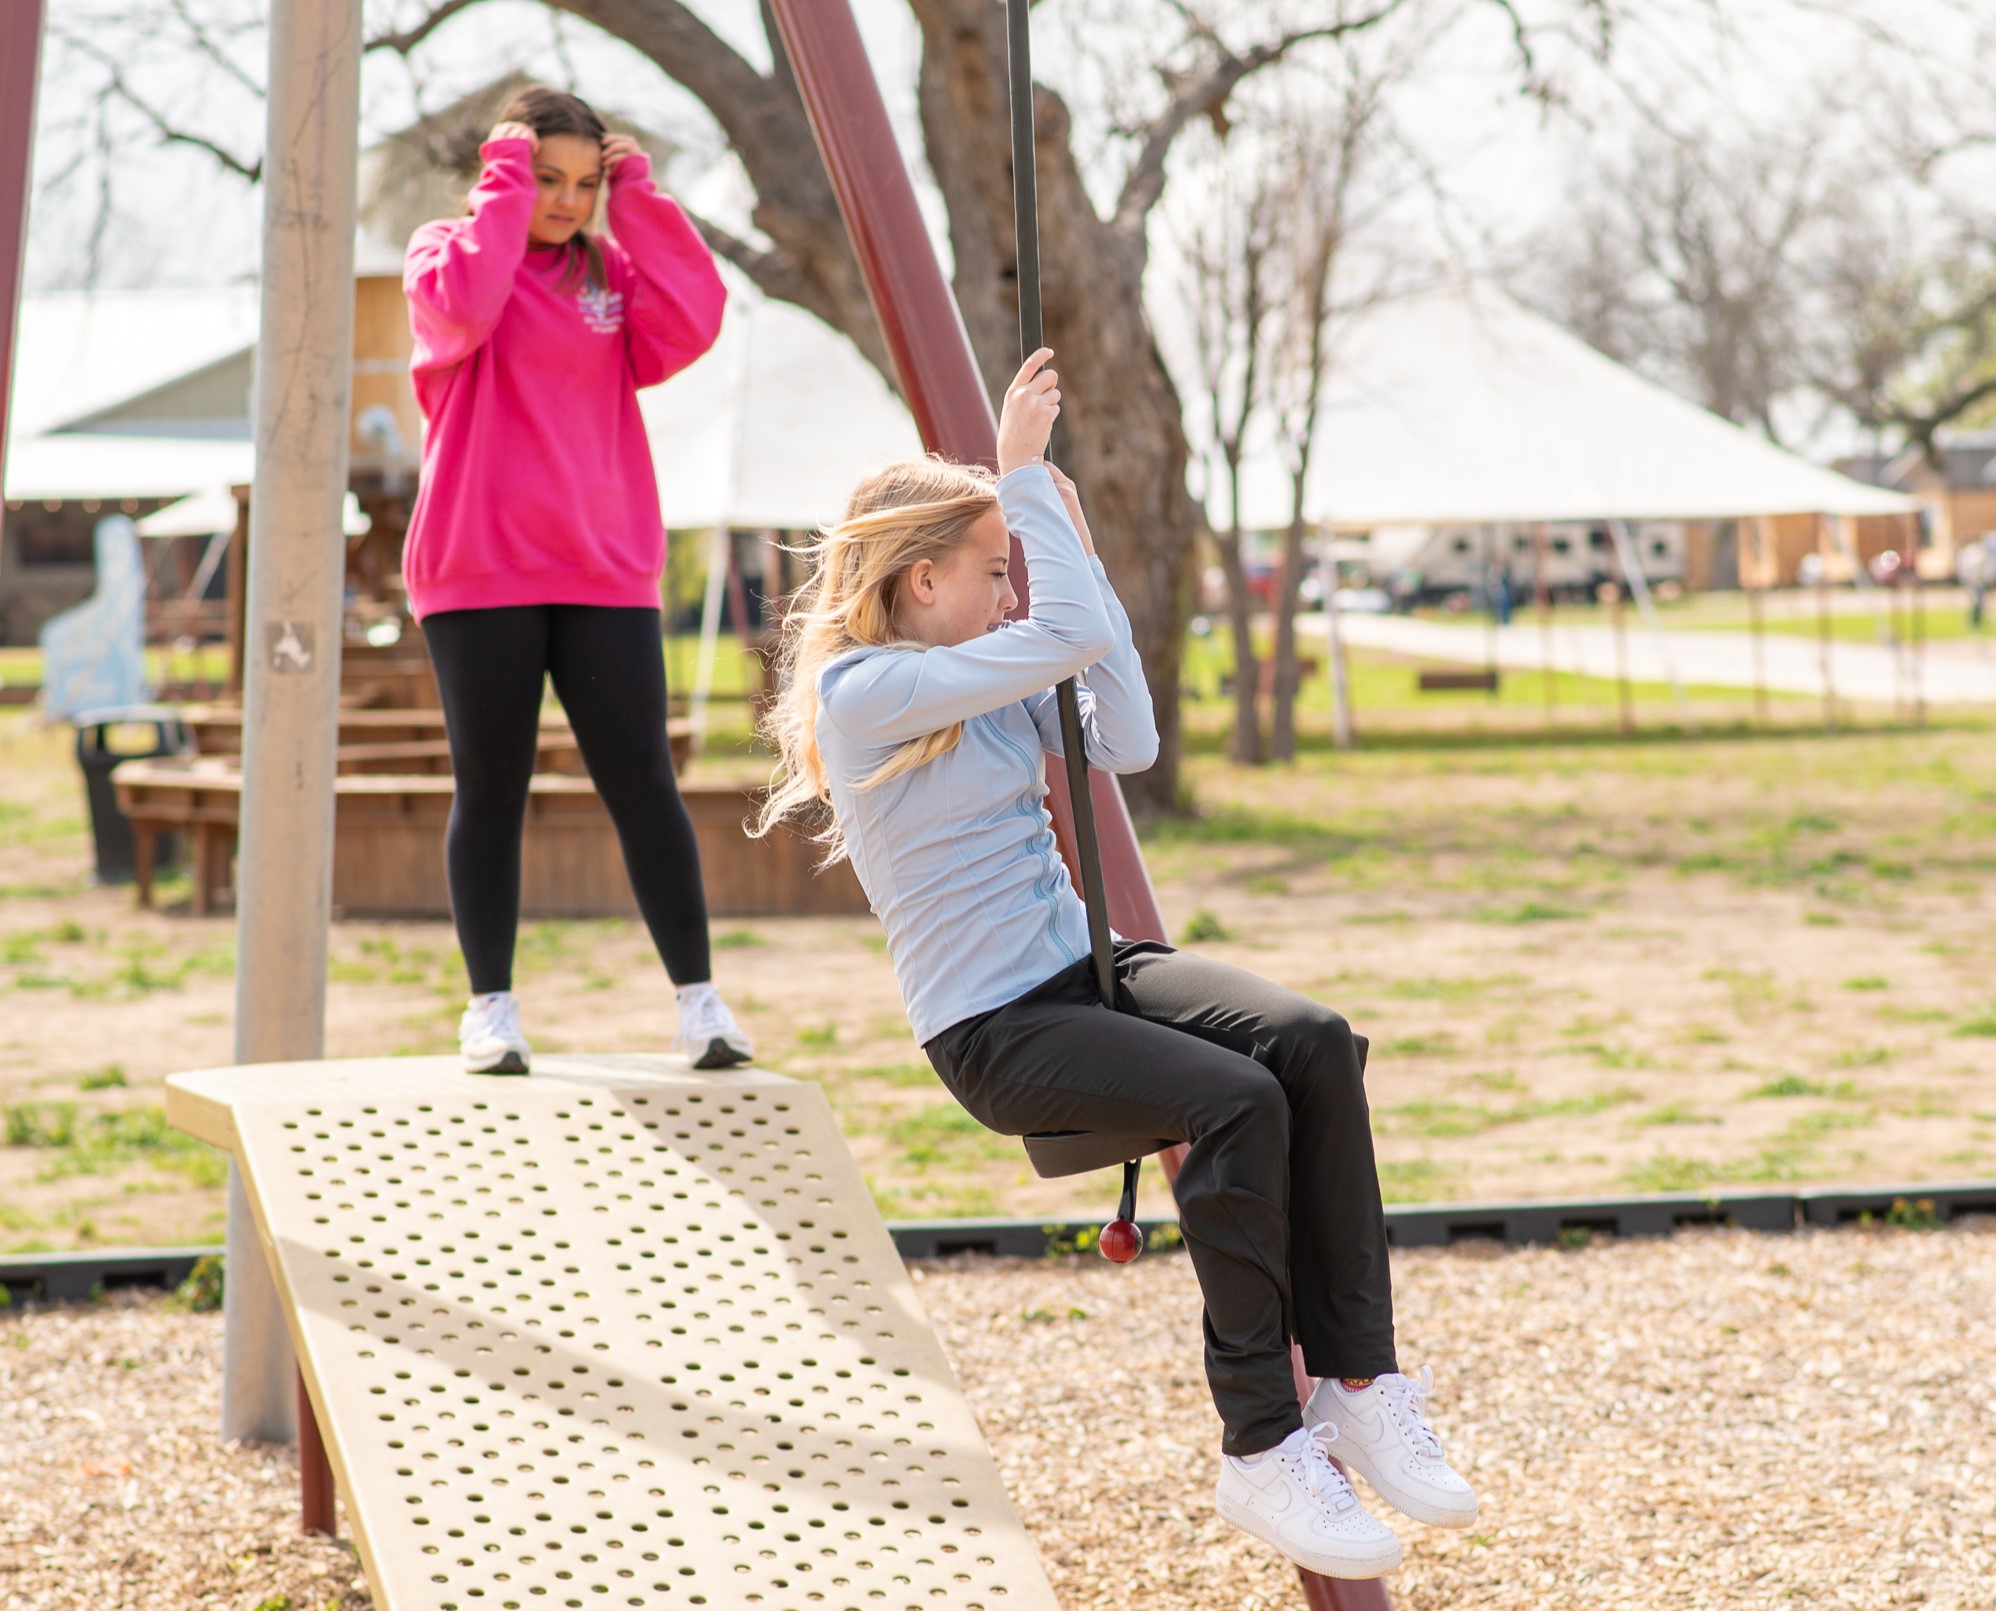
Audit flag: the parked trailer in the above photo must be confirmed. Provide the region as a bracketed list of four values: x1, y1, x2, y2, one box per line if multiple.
[1372, 520, 1688, 605]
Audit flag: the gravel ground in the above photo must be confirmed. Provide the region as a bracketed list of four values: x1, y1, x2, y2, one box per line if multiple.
[4, 1222, 1993, 1610]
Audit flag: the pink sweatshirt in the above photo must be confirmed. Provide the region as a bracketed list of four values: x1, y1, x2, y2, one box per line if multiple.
[400, 137, 727, 619]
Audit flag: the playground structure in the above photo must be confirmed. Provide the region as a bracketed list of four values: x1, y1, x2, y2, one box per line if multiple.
[166, 1053, 1062, 1611]
[0, 1, 1376, 1606]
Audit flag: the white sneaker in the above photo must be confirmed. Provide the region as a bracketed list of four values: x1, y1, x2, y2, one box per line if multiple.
[1305, 1366, 1479, 1528]
[459, 991, 530, 1075]
[1215, 1424, 1403, 1579]
[674, 983, 754, 1069]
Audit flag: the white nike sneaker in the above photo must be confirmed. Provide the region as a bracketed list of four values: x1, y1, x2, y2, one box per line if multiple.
[1305, 1366, 1479, 1528]
[674, 983, 754, 1069]
[459, 991, 530, 1075]
[1215, 1424, 1403, 1580]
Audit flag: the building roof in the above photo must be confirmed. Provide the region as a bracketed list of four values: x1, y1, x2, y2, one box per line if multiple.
[8, 287, 260, 442]
[1879, 431, 1996, 493]
[6, 265, 921, 522]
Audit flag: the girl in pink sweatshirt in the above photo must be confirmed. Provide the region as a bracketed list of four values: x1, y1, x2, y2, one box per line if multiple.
[402, 84, 750, 1075]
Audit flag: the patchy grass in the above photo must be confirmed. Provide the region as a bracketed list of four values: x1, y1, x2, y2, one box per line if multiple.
[881, 1104, 1013, 1169]
[1747, 1075, 1862, 1101]
[1376, 1157, 1463, 1202]
[1386, 974, 1525, 1003]
[1629, 1102, 1723, 1129]
[1384, 1089, 1641, 1139]
[1, 1102, 228, 1187]
[1622, 1153, 1726, 1193]
[1178, 908, 1234, 944]
[1954, 1008, 1996, 1038]
[1473, 901, 1589, 924]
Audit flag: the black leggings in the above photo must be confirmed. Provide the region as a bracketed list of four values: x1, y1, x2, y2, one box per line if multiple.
[925, 940, 1396, 1457]
[422, 604, 711, 995]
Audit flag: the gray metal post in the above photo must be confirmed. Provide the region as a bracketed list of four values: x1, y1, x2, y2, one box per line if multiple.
[222, 0, 362, 1444]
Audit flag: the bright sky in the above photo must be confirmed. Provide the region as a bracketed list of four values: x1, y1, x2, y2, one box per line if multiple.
[20, 0, 1996, 457]
[27, 0, 1992, 288]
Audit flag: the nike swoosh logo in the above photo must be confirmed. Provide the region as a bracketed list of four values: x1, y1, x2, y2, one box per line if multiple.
[1341, 1406, 1388, 1442]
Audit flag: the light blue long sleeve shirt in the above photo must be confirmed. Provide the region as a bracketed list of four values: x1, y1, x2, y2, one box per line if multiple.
[816, 463, 1160, 1044]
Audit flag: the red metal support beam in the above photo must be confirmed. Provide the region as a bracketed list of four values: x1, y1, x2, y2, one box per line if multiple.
[764, 9, 1391, 1609]
[0, 0, 48, 490]
[298, 1370, 336, 1536]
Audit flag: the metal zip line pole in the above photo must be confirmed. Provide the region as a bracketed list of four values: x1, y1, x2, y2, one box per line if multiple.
[1003, 0, 1116, 1014]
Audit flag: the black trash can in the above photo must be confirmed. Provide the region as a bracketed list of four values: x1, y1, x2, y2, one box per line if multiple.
[74, 706, 193, 885]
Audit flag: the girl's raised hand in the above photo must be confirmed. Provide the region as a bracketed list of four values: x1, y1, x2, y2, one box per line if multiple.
[601, 134, 644, 176]
[996, 348, 1061, 478]
[488, 120, 539, 149]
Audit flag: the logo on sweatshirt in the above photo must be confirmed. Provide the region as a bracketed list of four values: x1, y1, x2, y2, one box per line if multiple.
[577, 283, 625, 335]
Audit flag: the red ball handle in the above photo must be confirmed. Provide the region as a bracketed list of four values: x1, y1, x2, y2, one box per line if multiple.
[1099, 1217, 1144, 1263]
[1099, 1157, 1145, 1262]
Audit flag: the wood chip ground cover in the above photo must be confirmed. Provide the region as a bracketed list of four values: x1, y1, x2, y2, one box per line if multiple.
[4, 1221, 1991, 1609]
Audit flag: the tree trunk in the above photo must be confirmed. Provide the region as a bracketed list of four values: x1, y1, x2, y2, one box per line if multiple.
[1214, 515, 1263, 765]
[1269, 498, 1309, 760]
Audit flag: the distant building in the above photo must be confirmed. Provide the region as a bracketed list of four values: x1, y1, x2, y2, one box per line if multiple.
[1832, 433, 1995, 582]
[2, 238, 419, 647]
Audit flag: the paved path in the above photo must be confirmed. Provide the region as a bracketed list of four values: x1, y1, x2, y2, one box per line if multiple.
[1307, 612, 1996, 706]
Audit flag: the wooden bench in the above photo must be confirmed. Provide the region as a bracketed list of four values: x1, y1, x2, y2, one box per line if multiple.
[114, 758, 866, 920]
[1417, 667, 1501, 692]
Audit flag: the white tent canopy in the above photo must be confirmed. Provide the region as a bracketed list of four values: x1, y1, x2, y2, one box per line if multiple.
[136, 486, 370, 539]
[1214, 284, 1918, 532]
[639, 267, 922, 532]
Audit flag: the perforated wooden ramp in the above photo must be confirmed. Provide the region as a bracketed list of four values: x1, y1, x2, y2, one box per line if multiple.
[166, 1055, 1060, 1611]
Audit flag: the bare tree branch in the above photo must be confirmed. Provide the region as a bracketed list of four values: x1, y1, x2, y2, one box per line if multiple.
[1112, 3, 1408, 236]
[551, 0, 781, 159]
[684, 212, 808, 313]
[365, 0, 483, 58]
[59, 29, 262, 181]
[166, 0, 265, 98]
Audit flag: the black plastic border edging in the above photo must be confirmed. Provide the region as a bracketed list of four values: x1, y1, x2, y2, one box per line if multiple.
[4, 1180, 1994, 1300]
[0, 1245, 219, 1304]
[886, 1179, 1996, 1259]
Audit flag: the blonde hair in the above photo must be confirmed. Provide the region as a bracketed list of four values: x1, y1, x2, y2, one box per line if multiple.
[751, 457, 1001, 863]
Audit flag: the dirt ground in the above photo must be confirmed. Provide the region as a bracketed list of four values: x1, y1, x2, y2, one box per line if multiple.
[4, 1219, 1993, 1611]
[3, 707, 1994, 1252]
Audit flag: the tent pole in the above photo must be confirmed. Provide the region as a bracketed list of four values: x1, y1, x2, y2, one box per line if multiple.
[1319, 533, 1354, 750]
[1608, 581, 1633, 736]
[1747, 519, 1769, 728]
[1606, 518, 1694, 732]
[1481, 526, 1498, 698]
[1813, 516, 1837, 731]
[224, 0, 361, 1451]
[1908, 513, 1926, 727]
[1530, 523, 1554, 724]
[690, 526, 729, 746]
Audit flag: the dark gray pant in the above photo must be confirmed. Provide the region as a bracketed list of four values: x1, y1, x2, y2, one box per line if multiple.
[925, 940, 1397, 1456]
